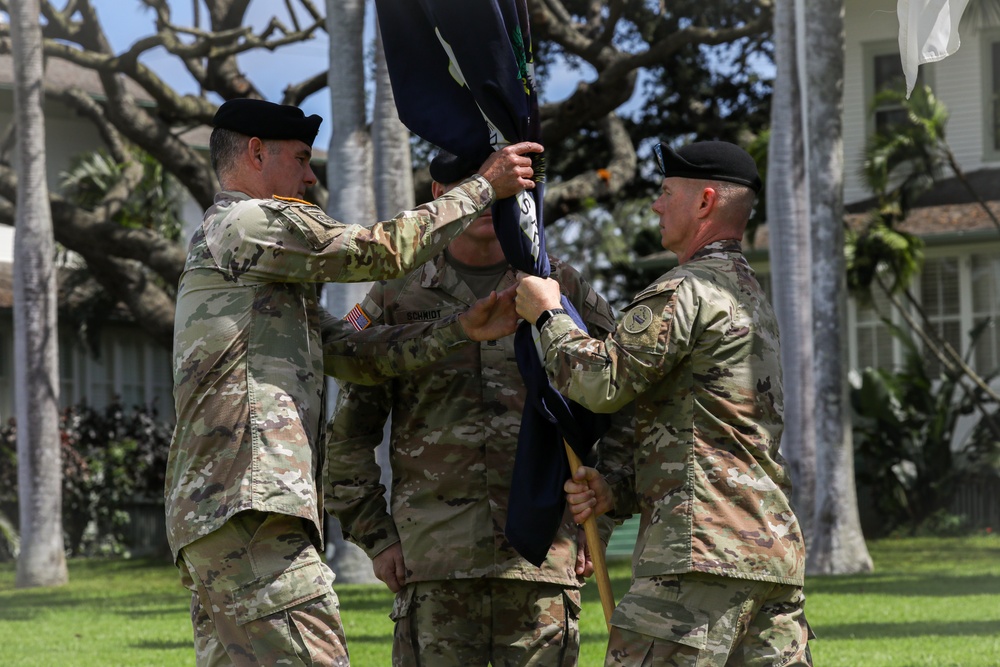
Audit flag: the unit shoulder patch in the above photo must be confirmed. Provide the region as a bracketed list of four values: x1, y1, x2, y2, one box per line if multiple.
[623, 304, 654, 334]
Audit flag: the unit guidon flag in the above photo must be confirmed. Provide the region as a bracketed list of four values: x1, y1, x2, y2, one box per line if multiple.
[375, 0, 610, 566]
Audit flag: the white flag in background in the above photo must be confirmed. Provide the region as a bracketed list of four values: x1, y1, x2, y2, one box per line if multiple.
[897, 0, 970, 97]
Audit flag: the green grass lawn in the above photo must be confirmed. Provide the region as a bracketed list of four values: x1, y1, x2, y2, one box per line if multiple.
[1, 535, 997, 666]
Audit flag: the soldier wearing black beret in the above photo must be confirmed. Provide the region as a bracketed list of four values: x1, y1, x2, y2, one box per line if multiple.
[653, 140, 763, 193]
[212, 97, 323, 146]
[168, 98, 544, 667]
[514, 140, 813, 666]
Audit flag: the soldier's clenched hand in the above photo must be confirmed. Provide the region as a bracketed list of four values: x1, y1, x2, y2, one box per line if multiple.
[514, 274, 562, 324]
[477, 142, 544, 200]
[372, 542, 407, 593]
[564, 465, 613, 524]
[458, 285, 519, 342]
[575, 528, 596, 578]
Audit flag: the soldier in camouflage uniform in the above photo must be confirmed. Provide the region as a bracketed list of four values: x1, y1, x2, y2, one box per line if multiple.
[515, 141, 813, 666]
[324, 151, 629, 666]
[167, 99, 542, 667]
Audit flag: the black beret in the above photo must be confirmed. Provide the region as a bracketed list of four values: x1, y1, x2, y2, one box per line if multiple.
[429, 150, 480, 185]
[212, 98, 322, 147]
[654, 141, 762, 193]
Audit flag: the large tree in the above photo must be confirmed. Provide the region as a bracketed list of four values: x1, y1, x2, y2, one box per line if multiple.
[0, 0, 774, 344]
[803, 0, 871, 575]
[767, 0, 815, 545]
[10, 0, 69, 588]
[768, 0, 871, 574]
[322, 0, 380, 585]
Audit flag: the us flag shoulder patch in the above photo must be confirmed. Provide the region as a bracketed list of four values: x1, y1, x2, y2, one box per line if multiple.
[345, 303, 372, 331]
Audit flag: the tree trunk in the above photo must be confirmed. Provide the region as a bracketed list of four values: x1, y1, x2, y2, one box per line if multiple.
[767, 0, 816, 549]
[804, 0, 872, 575]
[324, 0, 379, 584]
[373, 17, 414, 219]
[11, 0, 69, 588]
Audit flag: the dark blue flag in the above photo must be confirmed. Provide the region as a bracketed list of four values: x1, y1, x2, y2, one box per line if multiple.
[375, 0, 610, 566]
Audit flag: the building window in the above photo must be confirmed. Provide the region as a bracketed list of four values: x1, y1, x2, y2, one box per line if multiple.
[59, 333, 78, 408]
[854, 282, 897, 372]
[919, 256, 963, 377]
[119, 336, 147, 411]
[873, 52, 907, 133]
[150, 348, 174, 421]
[971, 254, 1000, 373]
[992, 41, 1000, 151]
[864, 40, 929, 143]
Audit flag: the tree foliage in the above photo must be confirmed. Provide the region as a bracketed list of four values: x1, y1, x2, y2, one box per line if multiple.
[0, 0, 773, 343]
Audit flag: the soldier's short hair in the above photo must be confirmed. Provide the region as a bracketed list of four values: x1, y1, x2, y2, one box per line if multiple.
[209, 127, 246, 179]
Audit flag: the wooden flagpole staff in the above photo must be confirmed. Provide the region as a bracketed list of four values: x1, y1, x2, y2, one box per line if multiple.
[564, 441, 615, 631]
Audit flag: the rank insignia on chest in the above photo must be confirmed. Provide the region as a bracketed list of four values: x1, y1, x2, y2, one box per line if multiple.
[345, 303, 372, 331]
[624, 304, 654, 334]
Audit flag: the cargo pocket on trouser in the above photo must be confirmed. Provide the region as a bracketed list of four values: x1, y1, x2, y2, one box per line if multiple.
[610, 594, 709, 649]
[389, 584, 418, 667]
[559, 588, 583, 667]
[232, 560, 347, 666]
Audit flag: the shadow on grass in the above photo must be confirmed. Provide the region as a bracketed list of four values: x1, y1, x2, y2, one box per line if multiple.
[808, 573, 1000, 597]
[116, 605, 189, 618]
[334, 585, 398, 614]
[131, 640, 191, 650]
[0, 593, 186, 620]
[814, 619, 1000, 640]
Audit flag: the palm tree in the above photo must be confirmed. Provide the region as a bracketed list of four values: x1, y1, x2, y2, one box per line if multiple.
[324, 0, 380, 584]
[768, 0, 872, 575]
[803, 0, 872, 575]
[767, 0, 817, 549]
[10, 0, 69, 588]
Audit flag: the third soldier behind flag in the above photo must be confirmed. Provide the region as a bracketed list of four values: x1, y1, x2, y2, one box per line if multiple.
[325, 151, 632, 666]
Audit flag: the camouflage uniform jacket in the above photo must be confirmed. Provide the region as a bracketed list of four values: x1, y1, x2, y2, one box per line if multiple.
[325, 253, 627, 585]
[166, 179, 495, 559]
[537, 240, 805, 586]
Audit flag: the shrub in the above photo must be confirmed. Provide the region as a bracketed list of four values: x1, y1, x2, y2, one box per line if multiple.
[0, 401, 173, 557]
[851, 326, 1000, 537]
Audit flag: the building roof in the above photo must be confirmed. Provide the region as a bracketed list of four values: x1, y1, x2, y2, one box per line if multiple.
[637, 200, 1000, 270]
[0, 54, 153, 101]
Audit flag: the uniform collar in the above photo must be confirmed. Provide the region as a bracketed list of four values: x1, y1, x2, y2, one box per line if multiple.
[418, 252, 517, 301]
[214, 190, 253, 205]
[689, 239, 743, 262]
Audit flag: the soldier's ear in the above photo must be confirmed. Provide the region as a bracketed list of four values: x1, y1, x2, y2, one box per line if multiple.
[247, 137, 266, 171]
[431, 181, 446, 199]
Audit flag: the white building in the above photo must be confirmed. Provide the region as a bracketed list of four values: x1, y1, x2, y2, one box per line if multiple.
[843, 0, 1000, 380]
[0, 55, 198, 423]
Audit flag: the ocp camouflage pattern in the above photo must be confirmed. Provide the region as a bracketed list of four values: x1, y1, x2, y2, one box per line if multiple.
[390, 578, 581, 666]
[166, 177, 495, 559]
[325, 253, 631, 585]
[538, 240, 805, 586]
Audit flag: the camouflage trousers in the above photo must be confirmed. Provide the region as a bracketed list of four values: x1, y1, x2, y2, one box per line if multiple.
[177, 510, 350, 666]
[605, 572, 813, 667]
[390, 578, 581, 666]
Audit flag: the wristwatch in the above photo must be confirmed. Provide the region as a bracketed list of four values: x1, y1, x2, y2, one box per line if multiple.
[535, 308, 567, 331]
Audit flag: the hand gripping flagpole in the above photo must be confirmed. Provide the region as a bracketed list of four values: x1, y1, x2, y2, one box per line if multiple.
[564, 441, 615, 630]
